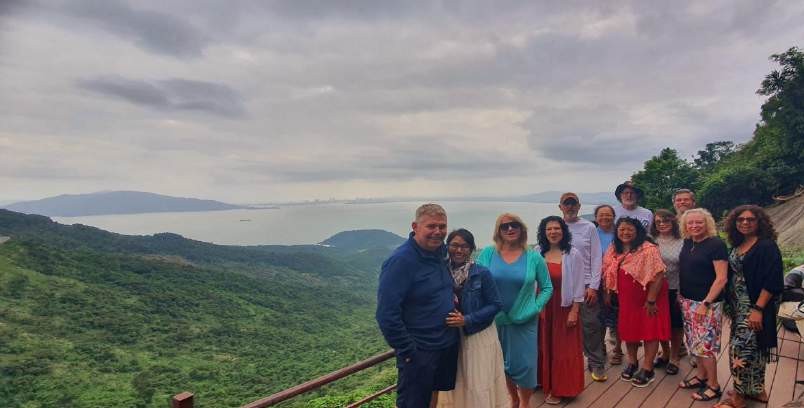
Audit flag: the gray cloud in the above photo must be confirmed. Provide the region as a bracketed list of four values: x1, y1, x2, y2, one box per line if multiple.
[60, 0, 208, 58]
[232, 134, 534, 182]
[77, 76, 247, 118]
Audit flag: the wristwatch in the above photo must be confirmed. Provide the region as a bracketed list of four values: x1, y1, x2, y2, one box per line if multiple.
[702, 300, 711, 308]
[751, 304, 765, 312]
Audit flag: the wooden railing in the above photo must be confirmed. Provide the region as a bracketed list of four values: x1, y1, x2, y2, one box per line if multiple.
[170, 349, 396, 408]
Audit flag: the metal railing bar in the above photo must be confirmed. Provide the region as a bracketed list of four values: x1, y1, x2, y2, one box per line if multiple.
[241, 349, 395, 408]
[346, 384, 396, 408]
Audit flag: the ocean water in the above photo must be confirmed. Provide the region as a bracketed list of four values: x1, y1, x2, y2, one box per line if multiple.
[53, 201, 602, 246]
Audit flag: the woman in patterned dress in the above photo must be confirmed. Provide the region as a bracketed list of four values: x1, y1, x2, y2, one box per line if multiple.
[714, 205, 783, 408]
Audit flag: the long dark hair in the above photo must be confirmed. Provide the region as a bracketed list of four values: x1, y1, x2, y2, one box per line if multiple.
[612, 217, 649, 254]
[650, 208, 680, 239]
[537, 216, 572, 255]
[724, 205, 777, 246]
[447, 228, 477, 253]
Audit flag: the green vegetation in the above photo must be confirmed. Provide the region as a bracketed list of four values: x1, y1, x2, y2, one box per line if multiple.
[0, 210, 395, 407]
[632, 47, 803, 217]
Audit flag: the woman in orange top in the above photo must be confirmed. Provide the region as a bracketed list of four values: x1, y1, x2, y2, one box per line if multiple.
[603, 217, 668, 388]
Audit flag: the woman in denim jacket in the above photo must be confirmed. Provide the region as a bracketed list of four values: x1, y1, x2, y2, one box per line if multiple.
[437, 228, 508, 408]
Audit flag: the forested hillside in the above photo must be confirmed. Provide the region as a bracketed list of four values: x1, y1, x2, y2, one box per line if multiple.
[0, 210, 395, 407]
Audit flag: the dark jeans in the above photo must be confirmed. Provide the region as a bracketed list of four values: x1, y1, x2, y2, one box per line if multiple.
[396, 342, 459, 408]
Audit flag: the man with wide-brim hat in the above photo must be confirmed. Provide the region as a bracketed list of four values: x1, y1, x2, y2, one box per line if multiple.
[613, 181, 654, 231]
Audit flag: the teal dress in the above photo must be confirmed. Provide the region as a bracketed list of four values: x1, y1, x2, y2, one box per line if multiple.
[476, 247, 552, 389]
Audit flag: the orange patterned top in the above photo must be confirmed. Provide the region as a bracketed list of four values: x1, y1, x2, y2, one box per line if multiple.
[603, 241, 666, 292]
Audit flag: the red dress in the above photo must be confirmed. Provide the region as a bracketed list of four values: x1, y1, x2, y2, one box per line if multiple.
[538, 262, 584, 398]
[617, 267, 670, 342]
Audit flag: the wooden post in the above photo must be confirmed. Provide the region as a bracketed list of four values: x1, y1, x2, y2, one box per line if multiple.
[171, 392, 194, 408]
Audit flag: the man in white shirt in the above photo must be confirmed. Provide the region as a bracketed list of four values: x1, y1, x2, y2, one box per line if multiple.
[559, 192, 606, 381]
[613, 181, 653, 231]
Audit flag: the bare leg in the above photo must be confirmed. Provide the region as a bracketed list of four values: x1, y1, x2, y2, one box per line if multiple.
[699, 356, 719, 389]
[658, 341, 670, 360]
[504, 376, 519, 408]
[430, 391, 438, 408]
[642, 340, 659, 371]
[516, 387, 533, 408]
[670, 328, 683, 363]
[625, 342, 639, 366]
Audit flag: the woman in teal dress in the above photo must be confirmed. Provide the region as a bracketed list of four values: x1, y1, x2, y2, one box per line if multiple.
[477, 213, 553, 408]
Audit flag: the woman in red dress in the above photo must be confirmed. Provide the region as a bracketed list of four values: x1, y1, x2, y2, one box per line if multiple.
[603, 217, 668, 388]
[536, 216, 585, 404]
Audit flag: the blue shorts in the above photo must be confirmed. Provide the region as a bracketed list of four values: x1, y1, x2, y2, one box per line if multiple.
[396, 342, 459, 408]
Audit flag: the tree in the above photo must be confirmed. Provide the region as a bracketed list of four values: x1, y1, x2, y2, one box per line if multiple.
[693, 141, 736, 172]
[631, 148, 700, 210]
[755, 46, 804, 194]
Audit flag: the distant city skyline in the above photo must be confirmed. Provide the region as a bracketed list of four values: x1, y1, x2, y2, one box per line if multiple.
[2, 1, 802, 203]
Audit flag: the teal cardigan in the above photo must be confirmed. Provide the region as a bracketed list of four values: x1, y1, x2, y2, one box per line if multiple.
[476, 246, 553, 325]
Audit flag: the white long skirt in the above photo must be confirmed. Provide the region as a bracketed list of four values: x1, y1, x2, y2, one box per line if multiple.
[437, 322, 508, 408]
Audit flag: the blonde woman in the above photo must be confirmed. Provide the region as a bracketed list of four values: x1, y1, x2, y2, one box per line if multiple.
[476, 213, 553, 408]
[677, 208, 729, 402]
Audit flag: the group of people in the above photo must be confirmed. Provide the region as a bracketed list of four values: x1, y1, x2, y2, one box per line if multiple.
[376, 182, 784, 408]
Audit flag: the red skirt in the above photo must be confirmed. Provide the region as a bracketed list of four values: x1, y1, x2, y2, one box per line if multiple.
[538, 262, 584, 397]
[617, 267, 670, 342]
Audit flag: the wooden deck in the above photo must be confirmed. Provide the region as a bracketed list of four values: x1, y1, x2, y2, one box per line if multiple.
[440, 322, 804, 407]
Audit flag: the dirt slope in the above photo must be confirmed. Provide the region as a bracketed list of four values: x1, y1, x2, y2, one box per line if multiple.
[767, 192, 804, 250]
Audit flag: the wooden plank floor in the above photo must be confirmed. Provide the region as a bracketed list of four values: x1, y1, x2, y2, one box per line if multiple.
[439, 321, 804, 407]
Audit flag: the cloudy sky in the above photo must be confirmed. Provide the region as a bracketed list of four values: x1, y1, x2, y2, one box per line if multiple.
[1, 1, 802, 203]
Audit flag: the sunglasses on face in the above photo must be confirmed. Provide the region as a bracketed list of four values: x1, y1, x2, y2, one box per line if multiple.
[499, 222, 522, 231]
[736, 217, 757, 224]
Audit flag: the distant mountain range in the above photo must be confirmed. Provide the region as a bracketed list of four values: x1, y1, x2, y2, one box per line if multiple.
[342, 191, 615, 205]
[3, 191, 248, 217]
[4, 189, 617, 218]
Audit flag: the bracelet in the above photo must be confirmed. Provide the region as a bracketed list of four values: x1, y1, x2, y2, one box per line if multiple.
[751, 304, 765, 312]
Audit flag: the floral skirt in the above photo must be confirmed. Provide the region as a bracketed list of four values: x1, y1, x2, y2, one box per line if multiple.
[679, 296, 722, 359]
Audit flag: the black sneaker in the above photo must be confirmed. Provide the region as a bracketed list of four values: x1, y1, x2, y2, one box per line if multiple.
[620, 363, 638, 381]
[631, 369, 655, 387]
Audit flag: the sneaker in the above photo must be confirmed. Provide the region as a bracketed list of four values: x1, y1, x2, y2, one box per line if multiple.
[631, 369, 655, 387]
[591, 367, 608, 382]
[621, 363, 638, 381]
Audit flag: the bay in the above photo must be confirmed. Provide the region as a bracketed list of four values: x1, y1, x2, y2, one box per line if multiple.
[53, 201, 602, 246]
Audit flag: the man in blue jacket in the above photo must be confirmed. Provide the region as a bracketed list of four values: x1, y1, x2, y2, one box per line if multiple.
[376, 203, 460, 408]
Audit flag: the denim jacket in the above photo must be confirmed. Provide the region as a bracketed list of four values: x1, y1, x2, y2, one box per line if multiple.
[459, 263, 503, 335]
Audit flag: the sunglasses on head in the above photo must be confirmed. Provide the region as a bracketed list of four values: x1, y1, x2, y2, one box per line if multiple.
[499, 222, 522, 231]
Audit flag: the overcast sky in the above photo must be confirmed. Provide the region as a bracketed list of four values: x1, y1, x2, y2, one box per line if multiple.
[1, 1, 802, 203]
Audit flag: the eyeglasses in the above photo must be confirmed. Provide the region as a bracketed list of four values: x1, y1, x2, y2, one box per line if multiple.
[448, 243, 471, 251]
[736, 217, 757, 224]
[499, 222, 522, 231]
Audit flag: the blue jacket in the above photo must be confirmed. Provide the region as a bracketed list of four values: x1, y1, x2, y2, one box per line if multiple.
[459, 263, 503, 335]
[376, 233, 459, 359]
